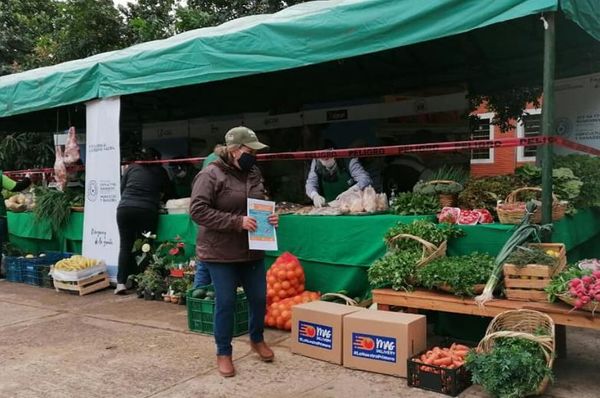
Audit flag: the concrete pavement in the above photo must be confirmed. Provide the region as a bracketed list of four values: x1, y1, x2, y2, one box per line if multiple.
[0, 280, 598, 398]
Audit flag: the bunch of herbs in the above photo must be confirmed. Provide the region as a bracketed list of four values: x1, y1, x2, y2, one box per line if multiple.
[505, 246, 558, 268]
[554, 154, 600, 209]
[367, 251, 422, 291]
[390, 192, 440, 216]
[466, 337, 552, 398]
[33, 187, 72, 233]
[458, 175, 527, 217]
[418, 253, 495, 296]
[385, 219, 464, 250]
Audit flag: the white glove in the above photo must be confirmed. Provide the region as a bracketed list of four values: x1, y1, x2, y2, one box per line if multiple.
[310, 192, 326, 208]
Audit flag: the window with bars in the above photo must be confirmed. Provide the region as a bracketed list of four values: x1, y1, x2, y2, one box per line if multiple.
[470, 113, 494, 163]
[517, 109, 541, 161]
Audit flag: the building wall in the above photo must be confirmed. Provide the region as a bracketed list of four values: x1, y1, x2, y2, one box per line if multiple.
[470, 101, 541, 177]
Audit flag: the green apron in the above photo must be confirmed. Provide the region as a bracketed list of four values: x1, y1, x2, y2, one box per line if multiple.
[321, 169, 351, 202]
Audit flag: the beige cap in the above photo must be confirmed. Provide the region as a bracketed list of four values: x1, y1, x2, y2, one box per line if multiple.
[225, 126, 268, 150]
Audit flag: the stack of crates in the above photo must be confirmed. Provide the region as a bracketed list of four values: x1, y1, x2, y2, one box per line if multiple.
[8, 252, 72, 288]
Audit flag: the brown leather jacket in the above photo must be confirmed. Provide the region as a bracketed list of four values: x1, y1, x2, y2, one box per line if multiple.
[190, 158, 267, 263]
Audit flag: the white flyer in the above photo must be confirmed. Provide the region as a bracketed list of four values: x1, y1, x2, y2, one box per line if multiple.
[247, 198, 278, 251]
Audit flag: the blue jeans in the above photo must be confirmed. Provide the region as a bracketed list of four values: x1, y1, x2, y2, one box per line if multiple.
[193, 261, 212, 288]
[203, 260, 266, 356]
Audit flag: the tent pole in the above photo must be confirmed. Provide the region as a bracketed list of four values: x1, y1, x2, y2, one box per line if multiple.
[541, 12, 556, 232]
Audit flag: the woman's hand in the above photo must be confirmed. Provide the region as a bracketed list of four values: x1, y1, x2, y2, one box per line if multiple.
[242, 216, 257, 232]
[268, 213, 279, 228]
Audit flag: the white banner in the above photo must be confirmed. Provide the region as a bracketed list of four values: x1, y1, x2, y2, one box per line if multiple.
[555, 73, 600, 154]
[82, 97, 121, 281]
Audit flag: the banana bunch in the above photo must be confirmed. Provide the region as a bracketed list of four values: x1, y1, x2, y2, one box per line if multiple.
[54, 255, 99, 271]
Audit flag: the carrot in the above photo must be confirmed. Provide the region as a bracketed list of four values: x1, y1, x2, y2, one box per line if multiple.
[453, 360, 464, 368]
[453, 350, 469, 358]
[454, 344, 470, 351]
[433, 357, 452, 366]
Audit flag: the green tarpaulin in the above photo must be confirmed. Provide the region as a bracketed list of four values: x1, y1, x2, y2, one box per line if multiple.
[8, 209, 600, 298]
[1, 0, 599, 118]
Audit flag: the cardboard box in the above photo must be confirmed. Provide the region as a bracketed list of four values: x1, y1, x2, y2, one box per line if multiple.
[343, 310, 426, 377]
[291, 301, 363, 364]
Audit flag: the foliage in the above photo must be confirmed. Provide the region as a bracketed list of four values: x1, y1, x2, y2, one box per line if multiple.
[169, 276, 193, 296]
[466, 337, 552, 398]
[424, 165, 469, 185]
[384, 220, 464, 251]
[545, 266, 590, 303]
[458, 174, 527, 217]
[467, 87, 542, 132]
[515, 164, 582, 214]
[1, 0, 309, 75]
[33, 187, 73, 232]
[554, 154, 600, 209]
[391, 192, 440, 216]
[367, 251, 422, 291]
[418, 253, 495, 297]
[0, 133, 54, 170]
[505, 246, 557, 268]
[413, 180, 463, 195]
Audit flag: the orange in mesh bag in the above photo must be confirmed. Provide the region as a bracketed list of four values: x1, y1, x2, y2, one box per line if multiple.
[265, 290, 321, 330]
[266, 252, 306, 306]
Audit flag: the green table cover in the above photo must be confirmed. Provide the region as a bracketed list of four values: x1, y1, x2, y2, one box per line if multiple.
[7, 209, 600, 299]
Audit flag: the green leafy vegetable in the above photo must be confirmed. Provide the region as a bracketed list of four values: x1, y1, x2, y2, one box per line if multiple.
[424, 165, 469, 185]
[390, 192, 440, 216]
[554, 154, 600, 209]
[505, 246, 557, 268]
[466, 337, 553, 398]
[545, 266, 590, 303]
[413, 180, 463, 195]
[33, 187, 72, 232]
[418, 253, 495, 296]
[458, 175, 527, 218]
[367, 251, 422, 291]
[384, 220, 464, 250]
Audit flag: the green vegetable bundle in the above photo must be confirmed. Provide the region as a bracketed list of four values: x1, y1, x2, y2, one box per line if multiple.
[418, 253, 495, 296]
[466, 337, 553, 398]
[33, 187, 72, 233]
[384, 219, 464, 250]
[413, 180, 463, 195]
[505, 246, 557, 268]
[554, 154, 600, 209]
[545, 266, 590, 303]
[390, 192, 440, 216]
[367, 251, 422, 291]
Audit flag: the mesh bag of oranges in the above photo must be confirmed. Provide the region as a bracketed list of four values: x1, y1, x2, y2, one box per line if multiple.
[265, 252, 320, 330]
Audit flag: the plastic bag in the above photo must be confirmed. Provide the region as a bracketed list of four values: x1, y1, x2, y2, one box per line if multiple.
[363, 187, 378, 213]
[376, 193, 389, 211]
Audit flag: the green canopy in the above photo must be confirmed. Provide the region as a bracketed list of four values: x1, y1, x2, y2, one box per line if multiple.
[0, 0, 599, 118]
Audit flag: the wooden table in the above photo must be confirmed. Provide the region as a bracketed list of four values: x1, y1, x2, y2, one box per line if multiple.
[372, 289, 600, 358]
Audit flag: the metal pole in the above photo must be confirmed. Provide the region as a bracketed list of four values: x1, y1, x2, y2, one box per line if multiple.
[541, 13, 556, 230]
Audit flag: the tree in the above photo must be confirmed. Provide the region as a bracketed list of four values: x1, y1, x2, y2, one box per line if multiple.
[50, 0, 126, 64]
[119, 0, 179, 44]
[185, 0, 308, 26]
[0, 0, 59, 75]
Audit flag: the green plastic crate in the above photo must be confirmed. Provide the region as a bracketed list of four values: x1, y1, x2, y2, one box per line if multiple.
[187, 285, 249, 336]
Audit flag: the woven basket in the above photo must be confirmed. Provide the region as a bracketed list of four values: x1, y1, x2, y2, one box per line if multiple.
[423, 180, 460, 207]
[497, 187, 566, 225]
[320, 293, 358, 306]
[437, 283, 485, 295]
[558, 294, 600, 314]
[388, 233, 447, 267]
[477, 309, 555, 396]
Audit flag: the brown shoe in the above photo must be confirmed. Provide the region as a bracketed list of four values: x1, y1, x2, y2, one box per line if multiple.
[216, 355, 235, 377]
[251, 341, 274, 362]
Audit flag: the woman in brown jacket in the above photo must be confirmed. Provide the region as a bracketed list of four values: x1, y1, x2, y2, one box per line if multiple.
[190, 126, 278, 377]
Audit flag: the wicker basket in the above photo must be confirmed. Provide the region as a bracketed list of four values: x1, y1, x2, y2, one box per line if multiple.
[477, 309, 555, 396]
[388, 233, 447, 267]
[558, 294, 600, 314]
[437, 283, 485, 295]
[497, 187, 566, 225]
[422, 180, 460, 207]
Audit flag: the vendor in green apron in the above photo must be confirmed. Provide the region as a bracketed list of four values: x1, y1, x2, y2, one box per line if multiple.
[305, 155, 372, 207]
[169, 159, 195, 199]
[0, 171, 31, 252]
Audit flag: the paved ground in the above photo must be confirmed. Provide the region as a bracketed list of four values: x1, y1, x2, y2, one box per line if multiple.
[0, 280, 599, 398]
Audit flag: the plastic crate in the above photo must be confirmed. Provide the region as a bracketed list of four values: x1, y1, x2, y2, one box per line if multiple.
[5, 257, 24, 283]
[407, 346, 472, 397]
[187, 285, 249, 336]
[22, 263, 53, 287]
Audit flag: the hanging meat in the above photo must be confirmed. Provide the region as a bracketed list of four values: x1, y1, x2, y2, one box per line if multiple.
[54, 146, 68, 191]
[63, 126, 80, 165]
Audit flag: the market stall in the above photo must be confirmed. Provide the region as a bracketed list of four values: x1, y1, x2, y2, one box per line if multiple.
[7, 208, 600, 298]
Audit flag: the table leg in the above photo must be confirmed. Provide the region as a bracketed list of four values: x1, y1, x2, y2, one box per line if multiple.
[377, 303, 390, 311]
[555, 325, 567, 359]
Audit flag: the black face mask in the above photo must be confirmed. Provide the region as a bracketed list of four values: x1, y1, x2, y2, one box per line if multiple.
[238, 152, 256, 171]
